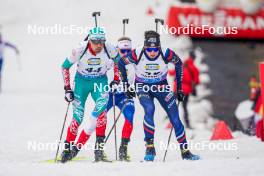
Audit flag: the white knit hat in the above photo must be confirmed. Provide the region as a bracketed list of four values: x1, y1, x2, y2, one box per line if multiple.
[117, 37, 132, 49]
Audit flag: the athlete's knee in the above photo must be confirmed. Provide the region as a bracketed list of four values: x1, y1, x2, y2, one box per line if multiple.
[93, 95, 109, 117]
[145, 103, 155, 117]
[139, 96, 155, 116]
[123, 105, 135, 124]
[84, 115, 98, 135]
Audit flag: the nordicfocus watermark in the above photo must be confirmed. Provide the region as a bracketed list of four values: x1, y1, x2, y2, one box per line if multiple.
[27, 24, 104, 35]
[27, 140, 106, 152]
[27, 140, 238, 152]
[160, 24, 238, 36]
[94, 82, 172, 93]
[159, 140, 238, 151]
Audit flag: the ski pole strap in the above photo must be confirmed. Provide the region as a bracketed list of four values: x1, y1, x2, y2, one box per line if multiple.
[103, 44, 111, 60]
[79, 42, 90, 60]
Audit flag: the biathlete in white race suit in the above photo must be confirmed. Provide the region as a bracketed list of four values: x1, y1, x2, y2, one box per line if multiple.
[0, 33, 19, 92]
[71, 37, 135, 162]
[118, 30, 201, 161]
[60, 27, 118, 163]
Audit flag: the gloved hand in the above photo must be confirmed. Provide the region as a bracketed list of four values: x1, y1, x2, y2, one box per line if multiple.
[123, 83, 136, 99]
[177, 90, 185, 102]
[110, 80, 119, 92]
[65, 89, 74, 102]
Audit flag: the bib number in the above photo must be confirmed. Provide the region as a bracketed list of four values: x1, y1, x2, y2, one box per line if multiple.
[86, 67, 102, 73]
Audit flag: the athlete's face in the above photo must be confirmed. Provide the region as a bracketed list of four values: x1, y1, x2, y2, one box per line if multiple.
[90, 40, 105, 53]
[145, 47, 159, 59]
[118, 48, 131, 57]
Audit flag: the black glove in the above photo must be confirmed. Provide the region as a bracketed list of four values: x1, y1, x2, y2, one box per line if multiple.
[177, 90, 185, 102]
[124, 83, 136, 99]
[65, 89, 74, 102]
[110, 80, 119, 92]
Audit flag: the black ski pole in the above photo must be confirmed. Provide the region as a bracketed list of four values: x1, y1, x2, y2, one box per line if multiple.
[112, 92, 118, 160]
[122, 19, 129, 36]
[92, 11, 101, 27]
[105, 99, 130, 144]
[54, 102, 70, 163]
[163, 101, 181, 162]
[155, 18, 164, 33]
[84, 11, 101, 41]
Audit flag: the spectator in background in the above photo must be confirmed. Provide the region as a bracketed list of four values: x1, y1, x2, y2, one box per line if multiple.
[249, 75, 260, 101]
[246, 75, 263, 137]
[168, 50, 200, 128]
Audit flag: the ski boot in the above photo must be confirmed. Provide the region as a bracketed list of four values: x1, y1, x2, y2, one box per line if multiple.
[181, 149, 200, 160]
[94, 136, 110, 162]
[69, 145, 80, 160]
[119, 138, 130, 162]
[144, 139, 156, 161]
[60, 140, 73, 163]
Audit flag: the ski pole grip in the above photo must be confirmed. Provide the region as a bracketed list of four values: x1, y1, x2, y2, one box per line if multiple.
[92, 12, 101, 27]
[122, 19, 129, 24]
[155, 18, 164, 32]
[122, 19, 129, 36]
[155, 18, 164, 25]
[92, 12, 101, 17]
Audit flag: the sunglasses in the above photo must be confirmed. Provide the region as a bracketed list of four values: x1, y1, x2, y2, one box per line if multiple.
[145, 47, 159, 52]
[120, 49, 131, 54]
[90, 40, 106, 45]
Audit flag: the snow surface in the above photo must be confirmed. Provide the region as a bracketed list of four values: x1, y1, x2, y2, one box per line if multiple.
[0, 0, 264, 176]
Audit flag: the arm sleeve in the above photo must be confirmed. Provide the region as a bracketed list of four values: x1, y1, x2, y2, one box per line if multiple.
[165, 48, 183, 92]
[61, 59, 74, 90]
[62, 68, 71, 90]
[118, 49, 137, 83]
[61, 42, 86, 90]
[62, 42, 86, 69]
